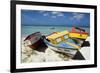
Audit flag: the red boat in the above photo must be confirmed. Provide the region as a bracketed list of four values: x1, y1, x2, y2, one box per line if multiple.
[69, 27, 88, 39]
[24, 32, 47, 50]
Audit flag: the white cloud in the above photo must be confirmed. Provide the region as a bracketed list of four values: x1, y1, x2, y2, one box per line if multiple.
[39, 11, 64, 18]
[43, 13, 48, 16]
[52, 11, 59, 14]
[51, 16, 57, 18]
[70, 13, 84, 21]
[52, 11, 64, 17]
[39, 11, 49, 16]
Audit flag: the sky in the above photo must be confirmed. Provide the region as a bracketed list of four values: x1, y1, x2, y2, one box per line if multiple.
[21, 10, 90, 27]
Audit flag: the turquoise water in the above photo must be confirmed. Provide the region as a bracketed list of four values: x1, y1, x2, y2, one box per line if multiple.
[21, 25, 90, 37]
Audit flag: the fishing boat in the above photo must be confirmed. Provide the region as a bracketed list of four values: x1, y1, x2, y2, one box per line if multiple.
[43, 38, 78, 58]
[24, 32, 47, 49]
[50, 27, 55, 29]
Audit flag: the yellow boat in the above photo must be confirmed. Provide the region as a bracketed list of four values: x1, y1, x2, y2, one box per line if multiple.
[47, 30, 69, 44]
[46, 30, 82, 50]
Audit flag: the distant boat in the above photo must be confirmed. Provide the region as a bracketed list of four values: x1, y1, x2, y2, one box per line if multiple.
[50, 27, 55, 29]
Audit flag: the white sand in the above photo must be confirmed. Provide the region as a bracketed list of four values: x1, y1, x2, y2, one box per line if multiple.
[79, 37, 90, 60]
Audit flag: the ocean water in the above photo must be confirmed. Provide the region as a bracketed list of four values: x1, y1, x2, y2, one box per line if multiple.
[21, 25, 90, 37]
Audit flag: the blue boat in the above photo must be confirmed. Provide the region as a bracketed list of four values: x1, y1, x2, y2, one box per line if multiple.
[43, 38, 81, 58]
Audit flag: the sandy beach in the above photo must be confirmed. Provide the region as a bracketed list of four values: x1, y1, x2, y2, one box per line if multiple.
[21, 37, 90, 63]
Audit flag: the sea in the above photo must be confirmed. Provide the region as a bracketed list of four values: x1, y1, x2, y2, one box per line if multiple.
[21, 25, 90, 38]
